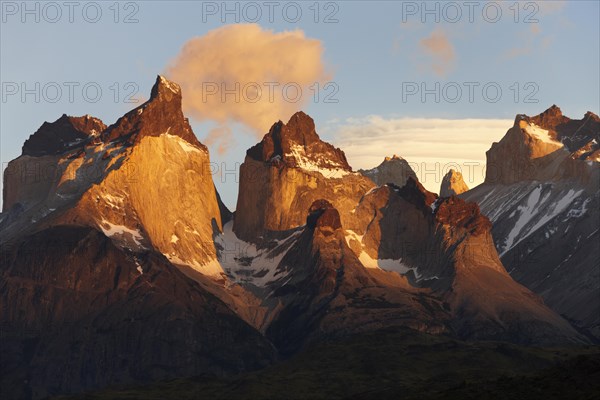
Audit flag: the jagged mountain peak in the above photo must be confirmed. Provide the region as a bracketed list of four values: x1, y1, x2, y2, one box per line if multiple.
[440, 168, 469, 197]
[584, 111, 600, 121]
[151, 75, 182, 99]
[263, 111, 319, 151]
[102, 75, 203, 148]
[517, 105, 599, 146]
[384, 154, 403, 161]
[540, 104, 563, 118]
[358, 154, 418, 187]
[485, 105, 600, 184]
[2, 75, 224, 278]
[527, 105, 568, 133]
[282, 111, 319, 143]
[22, 113, 106, 156]
[18, 76, 202, 158]
[234, 112, 375, 242]
[247, 111, 351, 172]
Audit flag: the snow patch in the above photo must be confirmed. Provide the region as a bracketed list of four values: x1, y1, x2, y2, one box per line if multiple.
[165, 253, 223, 277]
[501, 186, 584, 255]
[522, 122, 563, 146]
[566, 198, 591, 218]
[357, 251, 423, 279]
[102, 193, 125, 209]
[344, 229, 364, 246]
[135, 259, 143, 275]
[344, 230, 424, 279]
[502, 185, 543, 254]
[286, 144, 350, 179]
[214, 221, 294, 287]
[164, 133, 202, 154]
[158, 76, 181, 93]
[98, 219, 144, 247]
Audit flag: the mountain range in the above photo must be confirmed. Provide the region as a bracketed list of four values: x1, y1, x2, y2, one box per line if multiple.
[1, 76, 598, 399]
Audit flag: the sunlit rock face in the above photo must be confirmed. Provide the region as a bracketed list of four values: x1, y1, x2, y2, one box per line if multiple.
[440, 168, 469, 197]
[233, 111, 375, 242]
[2, 75, 226, 277]
[484, 105, 599, 185]
[463, 106, 600, 339]
[0, 76, 274, 399]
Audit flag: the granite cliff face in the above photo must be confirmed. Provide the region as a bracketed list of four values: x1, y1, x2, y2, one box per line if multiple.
[233, 112, 375, 242]
[485, 106, 598, 185]
[2, 76, 226, 277]
[440, 168, 469, 197]
[463, 105, 600, 339]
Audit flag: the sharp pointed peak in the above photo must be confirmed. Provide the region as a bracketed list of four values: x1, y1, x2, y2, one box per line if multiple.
[541, 104, 562, 114]
[102, 75, 201, 147]
[150, 75, 182, 100]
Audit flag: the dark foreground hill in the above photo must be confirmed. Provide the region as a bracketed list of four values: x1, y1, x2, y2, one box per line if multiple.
[52, 328, 600, 400]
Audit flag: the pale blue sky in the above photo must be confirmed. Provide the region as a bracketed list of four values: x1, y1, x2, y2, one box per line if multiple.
[2, 1, 598, 208]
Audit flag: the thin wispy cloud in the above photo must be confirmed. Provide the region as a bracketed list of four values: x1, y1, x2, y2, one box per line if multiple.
[419, 29, 456, 77]
[503, 1, 566, 60]
[537, 0, 567, 14]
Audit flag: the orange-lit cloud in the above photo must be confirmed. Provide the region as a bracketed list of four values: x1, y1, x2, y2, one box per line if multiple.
[204, 125, 233, 155]
[419, 29, 456, 77]
[165, 24, 331, 154]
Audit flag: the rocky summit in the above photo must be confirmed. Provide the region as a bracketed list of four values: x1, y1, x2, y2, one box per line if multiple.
[440, 168, 469, 197]
[0, 79, 597, 400]
[358, 154, 418, 187]
[462, 105, 600, 340]
[233, 111, 375, 242]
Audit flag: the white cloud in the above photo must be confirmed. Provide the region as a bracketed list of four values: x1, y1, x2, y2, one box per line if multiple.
[330, 116, 512, 193]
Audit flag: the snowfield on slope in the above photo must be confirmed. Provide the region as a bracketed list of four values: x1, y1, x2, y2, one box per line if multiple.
[286, 144, 351, 179]
[215, 221, 295, 287]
